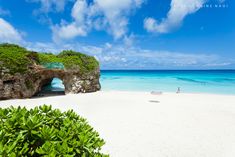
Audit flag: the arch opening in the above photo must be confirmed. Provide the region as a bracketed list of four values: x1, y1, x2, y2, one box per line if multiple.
[36, 77, 65, 97]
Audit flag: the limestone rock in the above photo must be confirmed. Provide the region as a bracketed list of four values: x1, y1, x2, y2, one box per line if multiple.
[0, 44, 101, 100]
[0, 65, 101, 100]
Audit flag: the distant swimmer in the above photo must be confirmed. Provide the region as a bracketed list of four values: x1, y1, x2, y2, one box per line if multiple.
[176, 87, 181, 93]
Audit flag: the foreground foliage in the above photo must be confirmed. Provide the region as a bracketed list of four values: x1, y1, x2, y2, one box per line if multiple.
[0, 43, 99, 75]
[0, 105, 108, 157]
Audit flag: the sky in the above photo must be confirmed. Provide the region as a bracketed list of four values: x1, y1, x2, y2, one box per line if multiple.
[0, 0, 234, 69]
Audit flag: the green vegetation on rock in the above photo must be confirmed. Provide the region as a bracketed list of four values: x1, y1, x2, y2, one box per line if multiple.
[0, 105, 108, 156]
[0, 44, 34, 75]
[0, 43, 99, 76]
[38, 50, 99, 72]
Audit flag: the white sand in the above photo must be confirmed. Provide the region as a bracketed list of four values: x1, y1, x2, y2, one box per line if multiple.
[1, 91, 235, 157]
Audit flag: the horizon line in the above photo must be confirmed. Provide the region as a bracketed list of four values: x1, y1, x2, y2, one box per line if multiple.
[100, 69, 235, 71]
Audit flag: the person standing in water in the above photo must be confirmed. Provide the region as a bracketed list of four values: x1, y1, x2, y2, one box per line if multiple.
[176, 87, 181, 93]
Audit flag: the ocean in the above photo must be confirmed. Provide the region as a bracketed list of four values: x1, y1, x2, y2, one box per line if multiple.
[49, 70, 235, 95]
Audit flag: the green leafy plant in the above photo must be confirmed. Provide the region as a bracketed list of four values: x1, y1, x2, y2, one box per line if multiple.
[0, 43, 99, 76]
[0, 43, 34, 75]
[0, 105, 108, 157]
[39, 50, 99, 72]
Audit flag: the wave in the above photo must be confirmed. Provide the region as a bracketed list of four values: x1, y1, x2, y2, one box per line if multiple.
[207, 78, 235, 84]
[217, 78, 235, 82]
[101, 77, 121, 80]
[176, 77, 207, 84]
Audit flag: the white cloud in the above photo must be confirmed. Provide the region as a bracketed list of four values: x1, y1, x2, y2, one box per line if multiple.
[27, 0, 71, 13]
[96, 46, 220, 69]
[94, 0, 141, 39]
[52, 22, 87, 42]
[0, 18, 23, 43]
[27, 0, 74, 25]
[52, 0, 144, 42]
[123, 34, 135, 47]
[105, 42, 112, 49]
[218, 0, 226, 3]
[24, 41, 232, 69]
[144, 0, 206, 33]
[205, 62, 231, 67]
[51, 0, 90, 42]
[71, 0, 88, 24]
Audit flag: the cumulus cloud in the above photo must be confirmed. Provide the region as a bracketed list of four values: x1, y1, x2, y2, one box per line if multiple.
[94, 0, 140, 39]
[144, 0, 206, 33]
[0, 18, 23, 43]
[52, 22, 87, 42]
[52, 0, 144, 43]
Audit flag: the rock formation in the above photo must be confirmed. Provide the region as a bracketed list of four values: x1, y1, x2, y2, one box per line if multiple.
[0, 44, 101, 100]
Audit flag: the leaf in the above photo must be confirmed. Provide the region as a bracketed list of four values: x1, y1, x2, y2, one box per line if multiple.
[0, 105, 108, 156]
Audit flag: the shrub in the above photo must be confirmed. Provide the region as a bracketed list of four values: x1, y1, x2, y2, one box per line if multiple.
[0, 105, 108, 157]
[57, 50, 84, 57]
[0, 44, 99, 75]
[0, 43, 33, 75]
[38, 51, 99, 73]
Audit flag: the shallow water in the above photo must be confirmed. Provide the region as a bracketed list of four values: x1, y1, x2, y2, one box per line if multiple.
[46, 70, 235, 94]
[42, 78, 65, 92]
[100, 70, 235, 94]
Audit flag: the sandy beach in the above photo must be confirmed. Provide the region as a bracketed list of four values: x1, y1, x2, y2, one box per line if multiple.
[1, 91, 235, 157]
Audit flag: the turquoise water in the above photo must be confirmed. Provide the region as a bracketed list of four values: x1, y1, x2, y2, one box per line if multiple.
[100, 70, 235, 94]
[49, 70, 235, 94]
[42, 78, 65, 92]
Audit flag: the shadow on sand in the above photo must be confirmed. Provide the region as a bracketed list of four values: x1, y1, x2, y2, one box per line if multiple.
[32, 90, 65, 99]
[149, 100, 160, 103]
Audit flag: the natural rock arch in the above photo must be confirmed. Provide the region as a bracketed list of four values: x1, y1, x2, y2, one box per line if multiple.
[36, 68, 101, 95]
[0, 44, 101, 100]
[0, 66, 101, 99]
[35, 69, 66, 95]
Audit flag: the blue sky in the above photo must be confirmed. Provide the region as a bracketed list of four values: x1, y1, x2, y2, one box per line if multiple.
[0, 0, 234, 69]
